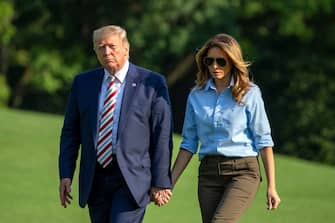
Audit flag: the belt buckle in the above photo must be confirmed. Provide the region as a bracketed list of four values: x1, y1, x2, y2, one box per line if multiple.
[217, 161, 232, 176]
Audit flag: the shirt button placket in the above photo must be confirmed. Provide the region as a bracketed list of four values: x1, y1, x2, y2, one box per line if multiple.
[213, 95, 220, 128]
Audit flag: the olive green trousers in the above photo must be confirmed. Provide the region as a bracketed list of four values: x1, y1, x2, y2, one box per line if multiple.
[198, 156, 261, 223]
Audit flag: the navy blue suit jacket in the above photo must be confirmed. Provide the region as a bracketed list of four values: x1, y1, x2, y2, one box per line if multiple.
[59, 63, 173, 208]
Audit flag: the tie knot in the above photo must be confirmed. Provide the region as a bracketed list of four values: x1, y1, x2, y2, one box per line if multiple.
[109, 75, 115, 81]
[108, 75, 116, 87]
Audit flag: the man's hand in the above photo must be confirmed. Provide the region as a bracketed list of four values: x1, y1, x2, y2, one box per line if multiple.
[150, 187, 172, 207]
[59, 178, 73, 208]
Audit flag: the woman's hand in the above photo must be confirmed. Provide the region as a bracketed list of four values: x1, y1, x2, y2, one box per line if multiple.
[266, 187, 281, 210]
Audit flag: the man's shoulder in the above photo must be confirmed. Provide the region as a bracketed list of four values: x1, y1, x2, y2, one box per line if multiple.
[131, 64, 163, 78]
[130, 63, 166, 85]
[75, 67, 104, 80]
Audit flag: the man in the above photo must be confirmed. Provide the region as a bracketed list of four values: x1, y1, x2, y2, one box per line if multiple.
[58, 25, 172, 223]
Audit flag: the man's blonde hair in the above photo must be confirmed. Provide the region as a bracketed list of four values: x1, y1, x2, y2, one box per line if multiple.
[92, 25, 130, 50]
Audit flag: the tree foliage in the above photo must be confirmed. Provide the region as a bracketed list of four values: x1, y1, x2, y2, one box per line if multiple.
[237, 0, 335, 164]
[1, 0, 335, 164]
[0, 0, 15, 106]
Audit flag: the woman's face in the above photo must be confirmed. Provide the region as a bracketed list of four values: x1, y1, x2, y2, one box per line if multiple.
[205, 47, 232, 81]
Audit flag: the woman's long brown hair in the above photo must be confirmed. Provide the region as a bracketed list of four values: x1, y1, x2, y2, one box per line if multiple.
[195, 33, 251, 104]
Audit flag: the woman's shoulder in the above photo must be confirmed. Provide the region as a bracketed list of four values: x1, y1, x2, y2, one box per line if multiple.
[188, 85, 204, 95]
[243, 82, 263, 101]
[247, 82, 262, 94]
[184, 86, 207, 104]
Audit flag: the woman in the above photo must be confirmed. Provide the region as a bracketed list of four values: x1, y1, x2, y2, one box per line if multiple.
[171, 33, 281, 223]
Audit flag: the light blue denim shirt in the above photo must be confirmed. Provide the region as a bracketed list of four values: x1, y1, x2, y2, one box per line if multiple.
[97, 61, 129, 153]
[180, 78, 274, 160]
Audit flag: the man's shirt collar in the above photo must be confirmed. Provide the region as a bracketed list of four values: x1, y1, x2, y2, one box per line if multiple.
[104, 60, 129, 83]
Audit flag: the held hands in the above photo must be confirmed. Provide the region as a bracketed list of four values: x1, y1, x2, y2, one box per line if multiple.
[59, 178, 73, 208]
[150, 187, 172, 207]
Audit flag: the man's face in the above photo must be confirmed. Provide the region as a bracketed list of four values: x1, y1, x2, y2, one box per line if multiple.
[95, 34, 129, 74]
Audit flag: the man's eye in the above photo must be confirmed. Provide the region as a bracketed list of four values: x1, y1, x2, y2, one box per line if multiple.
[98, 44, 117, 50]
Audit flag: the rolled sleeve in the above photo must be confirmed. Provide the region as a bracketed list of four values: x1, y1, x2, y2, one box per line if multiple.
[254, 133, 274, 150]
[180, 95, 199, 154]
[246, 86, 274, 150]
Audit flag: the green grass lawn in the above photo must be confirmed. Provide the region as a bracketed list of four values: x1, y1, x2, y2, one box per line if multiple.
[0, 108, 334, 222]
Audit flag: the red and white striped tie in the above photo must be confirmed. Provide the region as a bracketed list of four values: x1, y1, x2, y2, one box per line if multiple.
[96, 76, 117, 168]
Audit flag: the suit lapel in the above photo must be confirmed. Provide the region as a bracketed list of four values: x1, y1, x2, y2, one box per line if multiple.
[117, 64, 141, 138]
[91, 68, 105, 144]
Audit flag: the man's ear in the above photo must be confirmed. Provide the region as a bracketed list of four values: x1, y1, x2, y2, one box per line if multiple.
[124, 47, 129, 56]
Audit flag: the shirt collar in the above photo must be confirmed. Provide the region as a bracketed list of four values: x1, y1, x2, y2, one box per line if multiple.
[104, 60, 129, 83]
[205, 76, 235, 91]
